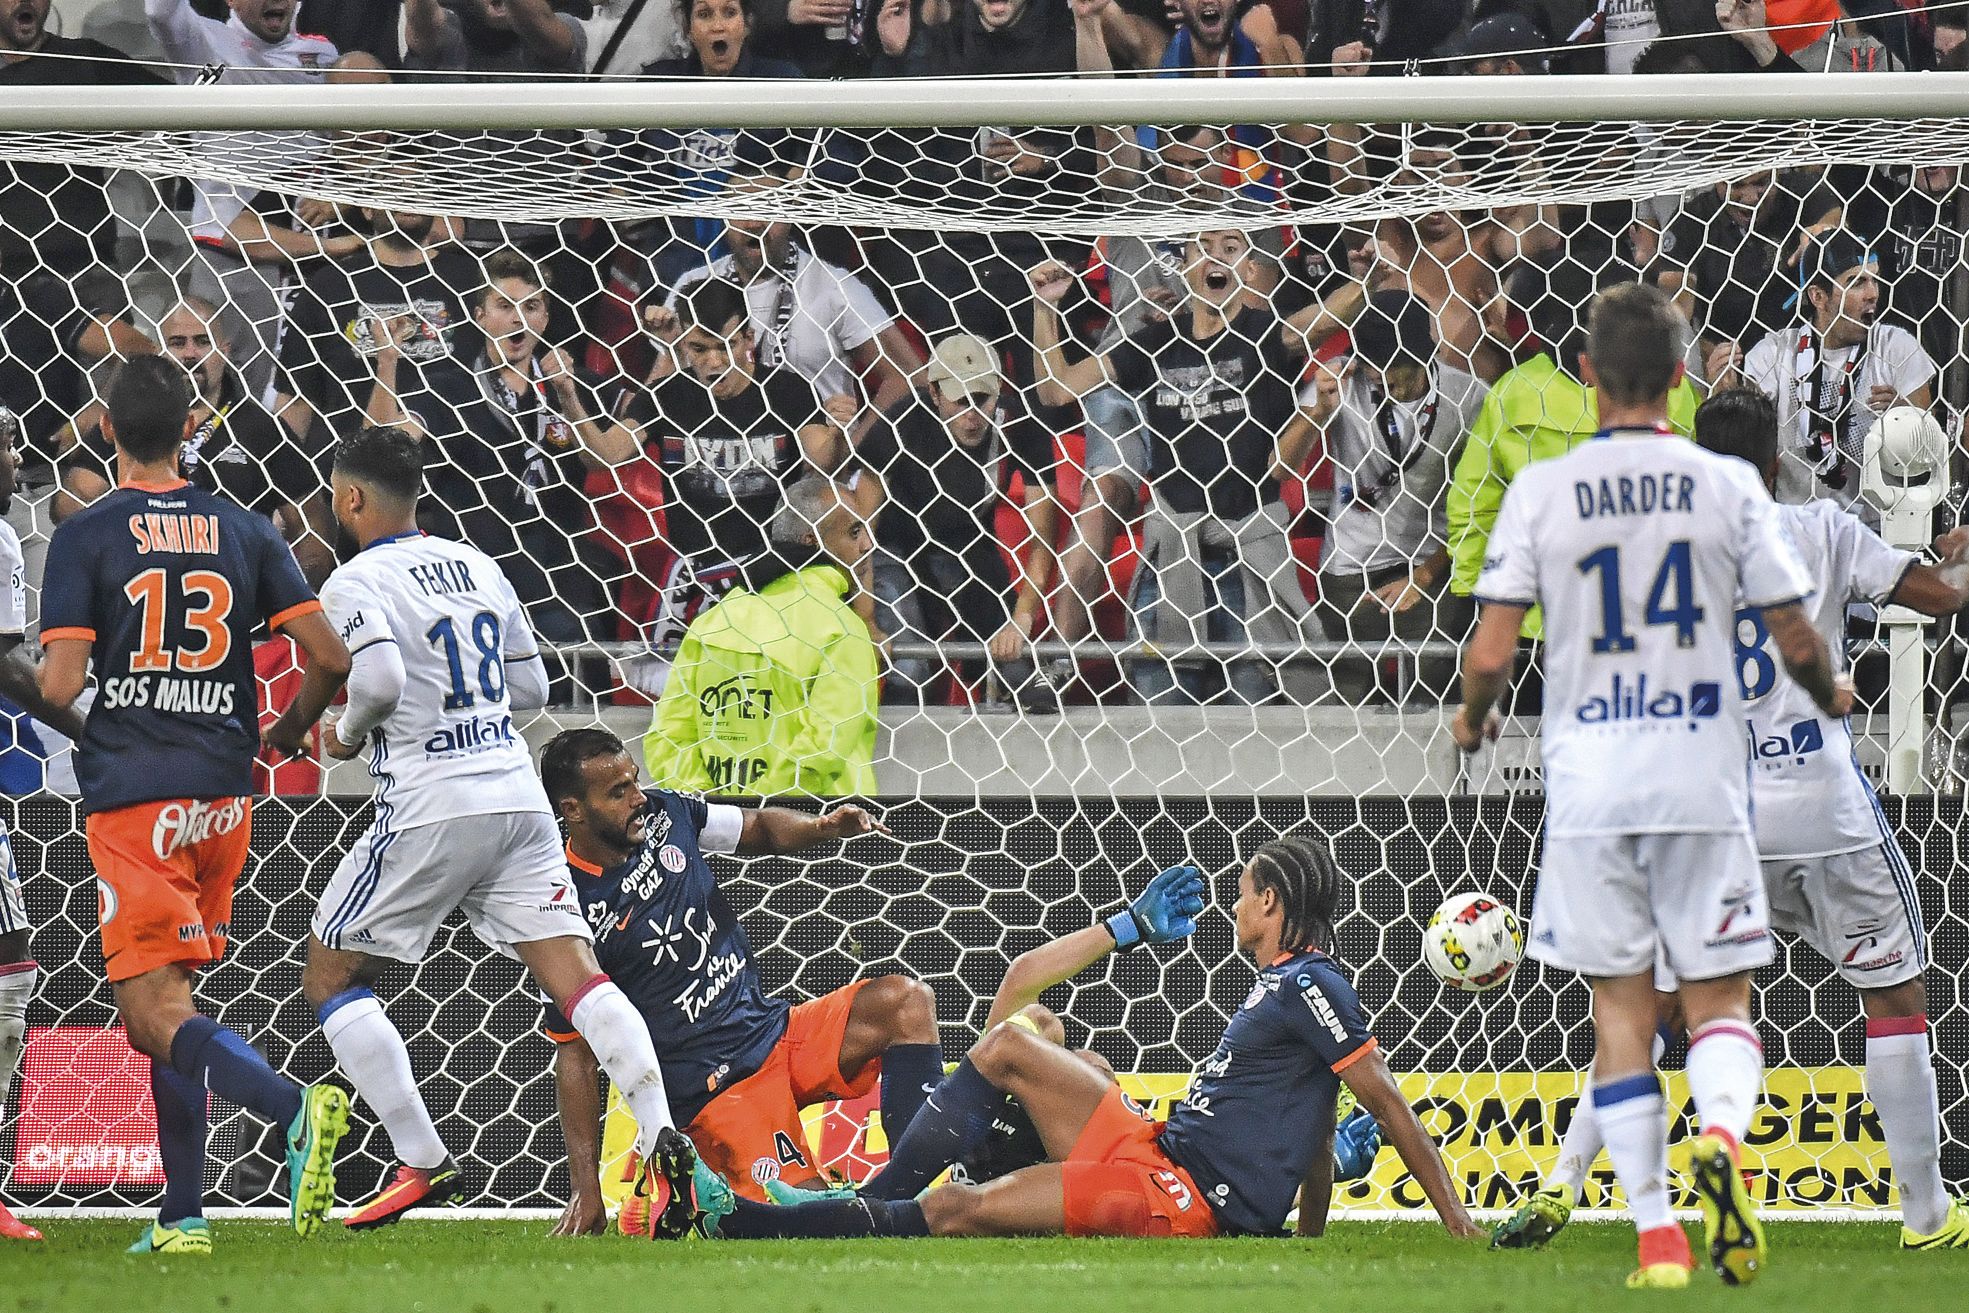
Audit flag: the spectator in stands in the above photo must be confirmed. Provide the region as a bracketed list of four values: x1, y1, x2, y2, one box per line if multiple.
[1446, 254, 1702, 639]
[1048, 121, 1302, 657]
[1029, 236, 1359, 705]
[864, 335, 1062, 713]
[667, 179, 925, 434]
[404, 0, 588, 75]
[860, 0, 936, 74]
[747, 0, 859, 76]
[361, 249, 621, 643]
[280, 205, 482, 431]
[1088, 0, 1300, 72]
[588, 278, 848, 691]
[1653, 168, 1842, 365]
[1864, 164, 1967, 378]
[1, 7, 161, 475]
[630, 1, 806, 289]
[1738, 230, 1936, 512]
[587, 0, 688, 75]
[865, 0, 1095, 346]
[0, 1, 161, 290]
[1329, 132, 1519, 380]
[1293, 290, 1486, 703]
[1308, 0, 1463, 75]
[298, 0, 409, 65]
[644, 475, 880, 796]
[55, 298, 336, 583]
[149, 1, 357, 400]
[1076, 0, 1310, 204]
[1456, 10, 1549, 74]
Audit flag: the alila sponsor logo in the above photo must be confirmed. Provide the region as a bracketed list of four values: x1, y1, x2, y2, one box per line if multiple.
[1753, 717, 1825, 763]
[151, 796, 248, 862]
[1576, 674, 1721, 727]
[424, 711, 517, 755]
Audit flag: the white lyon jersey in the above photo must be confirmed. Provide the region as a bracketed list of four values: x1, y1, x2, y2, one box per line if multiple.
[0, 520, 24, 637]
[1475, 431, 1813, 837]
[1741, 500, 1913, 859]
[320, 533, 552, 832]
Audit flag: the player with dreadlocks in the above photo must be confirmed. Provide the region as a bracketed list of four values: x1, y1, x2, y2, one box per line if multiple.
[640, 835, 1481, 1241]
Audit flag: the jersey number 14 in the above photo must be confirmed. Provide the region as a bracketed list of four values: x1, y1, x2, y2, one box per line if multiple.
[1575, 540, 1704, 653]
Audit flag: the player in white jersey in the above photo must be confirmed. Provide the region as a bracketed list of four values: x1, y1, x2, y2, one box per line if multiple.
[1697, 389, 1969, 1248]
[0, 415, 87, 1241]
[1453, 284, 1849, 1290]
[270, 430, 697, 1235]
[1492, 390, 1969, 1254]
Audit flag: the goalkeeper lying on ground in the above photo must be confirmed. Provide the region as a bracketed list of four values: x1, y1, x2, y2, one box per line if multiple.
[637, 835, 1481, 1240]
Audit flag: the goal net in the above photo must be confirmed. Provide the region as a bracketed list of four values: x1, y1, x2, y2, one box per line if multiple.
[0, 73, 1963, 1218]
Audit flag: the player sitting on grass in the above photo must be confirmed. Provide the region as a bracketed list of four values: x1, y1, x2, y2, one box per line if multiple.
[538, 727, 943, 1235]
[647, 835, 1480, 1240]
[768, 857, 1385, 1208]
[1494, 389, 1969, 1254]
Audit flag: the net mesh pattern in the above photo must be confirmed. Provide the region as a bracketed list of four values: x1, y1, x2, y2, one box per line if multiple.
[0, 101, 1965, 1213]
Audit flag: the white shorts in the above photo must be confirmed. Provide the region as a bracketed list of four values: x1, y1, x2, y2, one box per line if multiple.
[1530, 831, 1773, 983]
[312, 810, 591, 962]
[0, 828, 24, 937]
[1762, 844, 1926, 988]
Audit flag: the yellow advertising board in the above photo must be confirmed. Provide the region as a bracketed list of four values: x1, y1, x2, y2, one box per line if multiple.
[599, 1066, 1897, 1215]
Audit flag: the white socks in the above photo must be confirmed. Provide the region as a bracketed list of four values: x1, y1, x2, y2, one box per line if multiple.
[320, 989, 448, 1170]
[1593, 1074, 1675, 1232]
[1866, 1015, 1949, 1235]
[567, 978, 675, 1156]
[1554, 1030, 1667, 1196]
[1551, 1082, 1604, 1196]
[0, 962, 34, 1108]
[1686, 1019, 1763, 1150]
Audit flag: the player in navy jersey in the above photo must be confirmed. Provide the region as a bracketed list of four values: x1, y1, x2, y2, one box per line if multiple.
[655, 834, 1479, 1242]
[36, 356, 354, 1254]
[538, 728, 944, 1235]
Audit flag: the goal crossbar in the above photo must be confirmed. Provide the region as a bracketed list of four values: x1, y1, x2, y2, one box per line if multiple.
[2, 72, 1967, 132]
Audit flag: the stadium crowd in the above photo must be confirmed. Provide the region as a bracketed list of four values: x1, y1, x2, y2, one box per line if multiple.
[2, 0, 1968, 742]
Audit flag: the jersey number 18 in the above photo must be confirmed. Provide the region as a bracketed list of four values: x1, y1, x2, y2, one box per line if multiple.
[427, 611, 505, 710]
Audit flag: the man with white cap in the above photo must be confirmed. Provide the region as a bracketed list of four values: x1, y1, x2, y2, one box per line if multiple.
[861, 334, 1062, 714]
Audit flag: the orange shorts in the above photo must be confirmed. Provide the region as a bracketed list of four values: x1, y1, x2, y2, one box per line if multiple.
[1061, 1084, 1218, 1238]
[86, 797, 253, 983]
[686, 979, 878, 1201]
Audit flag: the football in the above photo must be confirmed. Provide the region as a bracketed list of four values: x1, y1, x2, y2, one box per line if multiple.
[1422, 892, 1525, 992]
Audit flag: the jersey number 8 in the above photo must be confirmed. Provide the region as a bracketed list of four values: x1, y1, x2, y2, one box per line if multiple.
[427, 611, 505, 711]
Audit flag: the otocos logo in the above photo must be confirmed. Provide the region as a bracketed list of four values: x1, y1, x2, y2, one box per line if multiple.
[151, 797, 247, 862]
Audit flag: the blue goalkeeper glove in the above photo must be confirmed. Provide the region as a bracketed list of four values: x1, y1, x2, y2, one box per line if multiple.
[1333, 1107, 1382, 1182]
[1105, 865, 1207, 949]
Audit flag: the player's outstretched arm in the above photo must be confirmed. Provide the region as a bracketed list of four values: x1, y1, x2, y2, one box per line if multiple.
[1341, 1046, 1482, 1239]
[1295, 1093, 1338, 1238]
[736, 804, 889, 855]
[0, 639, 86, 742]
[548, 1034, 608, 1237]
[266, 610, 356, 760]
[36, 639, 90, 713]
[1451, 602, 1523, 753]
[1891, 526, 1969, 615]
[1762, 600, 1853, 718]
[984, 865, 1206, 1028]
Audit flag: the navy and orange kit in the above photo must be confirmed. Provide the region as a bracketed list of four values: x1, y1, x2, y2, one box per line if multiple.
[1125, 949, 1379, 1237]
[547, 787, 878, 1201]
[40, 479, 319, 982]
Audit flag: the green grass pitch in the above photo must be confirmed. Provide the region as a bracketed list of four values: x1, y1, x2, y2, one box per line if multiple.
[0, 1221, 1959, 1312]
